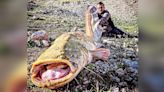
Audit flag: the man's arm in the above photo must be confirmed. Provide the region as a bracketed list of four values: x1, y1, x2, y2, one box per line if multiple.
[102, 11, 111, 20]
[99, 11, 111, 25]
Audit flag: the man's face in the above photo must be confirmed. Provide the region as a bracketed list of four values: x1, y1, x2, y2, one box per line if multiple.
[97, 4, 105, 14]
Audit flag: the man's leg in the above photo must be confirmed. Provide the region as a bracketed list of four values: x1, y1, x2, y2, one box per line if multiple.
[110, 27, 138, 38]
[110, 27, 125, 35]
[102, 18, 128, 37]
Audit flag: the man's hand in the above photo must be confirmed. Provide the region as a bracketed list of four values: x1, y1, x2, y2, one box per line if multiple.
[88, 5, 97, 14]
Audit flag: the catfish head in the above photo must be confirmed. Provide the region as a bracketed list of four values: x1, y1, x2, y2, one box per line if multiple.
[31, 32, 110, 89]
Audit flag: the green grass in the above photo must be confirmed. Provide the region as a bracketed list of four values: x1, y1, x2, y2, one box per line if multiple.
[112, 17, 138, 34]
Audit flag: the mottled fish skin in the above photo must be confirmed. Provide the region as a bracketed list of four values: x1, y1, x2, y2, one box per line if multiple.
[64, 32, 96, 68]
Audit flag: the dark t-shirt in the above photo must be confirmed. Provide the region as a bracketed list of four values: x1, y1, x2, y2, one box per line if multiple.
[98, 10, 115, 30]
[97, 10, 110, 19]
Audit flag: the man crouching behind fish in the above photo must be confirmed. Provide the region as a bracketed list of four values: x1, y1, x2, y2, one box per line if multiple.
[30, 5, 110, 89]
[85, 4, 110, 60]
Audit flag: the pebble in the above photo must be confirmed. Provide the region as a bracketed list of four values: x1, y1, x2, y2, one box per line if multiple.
[125, 77, 133, 82]
[95, 60, 111, 74]
[119, 82, 127, 87]
[116, 68, 125, 77]
[42, 40, 50, 47]
[111, 76, 120, 83]
[34, 40, 41, 47]
[112, 87, 119, 92]
[121, 88, 126, 92]
[123, 59, 139, 69]
[127, 67, 138, 73]
[83, 80, 90, 85]
[109, 63, 118, 71]
[31, 30, 48, 40]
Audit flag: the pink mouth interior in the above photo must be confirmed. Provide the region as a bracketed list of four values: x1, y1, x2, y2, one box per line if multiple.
[34, 63, 71, 81]
[42, 67, 70, 81]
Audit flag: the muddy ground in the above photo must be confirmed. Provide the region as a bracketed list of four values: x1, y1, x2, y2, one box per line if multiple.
[27, 0, 138, 92]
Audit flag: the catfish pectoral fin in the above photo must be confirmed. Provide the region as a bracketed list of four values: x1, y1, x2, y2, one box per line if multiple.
[91, 48, 110, 61]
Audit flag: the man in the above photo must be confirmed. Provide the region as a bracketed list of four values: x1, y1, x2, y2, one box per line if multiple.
[85, 5, 110, 60]
[86, 2, 133, 41]
[86, 2, 114, 47]
[97, 2, 130, 36]
[85, 5, 103, 47]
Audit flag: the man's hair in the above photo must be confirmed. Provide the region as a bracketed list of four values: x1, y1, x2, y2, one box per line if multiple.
[97, 2, 104, 5]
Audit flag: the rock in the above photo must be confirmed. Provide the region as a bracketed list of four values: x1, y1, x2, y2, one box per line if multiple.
[27, 40, 36, 47]
[34, 40, 41, 47]
[116, 68, 125, 77]
[119, 82, 127, 87]
[113, 55, 117, 59]
[132, 80, 137, 85]
[111, 76, 120, 83]
[123, 59, 139, 69]
[95, 60, 111, 74]
[126, 50, 134, 57]
[125, 77, 133, 82]
[130, 73, 138, 78]
[31, 15, 45, 20]
[28, 30, 50, 48]
[42, 40, 50, 47]
[31, 30, 48, 40]
[27, 0, 38, 11]
[83, 78, 90, 85]
[126, 67, 138, 73]
[109, 58, 117, 63]
[27, 31, 33, 37]
[111, 63, 118, 70]
[112, 87, 119, 92]
[102, 39, 113, 45]
[121, 88, 126, 92]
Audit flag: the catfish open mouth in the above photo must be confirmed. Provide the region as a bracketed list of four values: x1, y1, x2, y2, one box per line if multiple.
[31, 59, 77, 89]
[41, 63, 71, 81]
[34, 62, 72, 82]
